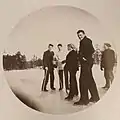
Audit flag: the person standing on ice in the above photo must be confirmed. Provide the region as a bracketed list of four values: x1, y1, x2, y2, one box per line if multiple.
[100, 43, 116, 90]
[74, 30, 100, 105]
[41, 44, 56, 92]
[56, 44, 66, 91]
[64, 44, 79, 101]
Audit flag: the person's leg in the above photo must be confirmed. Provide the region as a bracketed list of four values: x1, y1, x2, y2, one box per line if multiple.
[69, 71, 77, 97]
[82, 64, 90, 103]
[109, 68, 114, 84]
[74, 64, 89, 105]
[58, 70, 61, 89]
[59, 70, 63, 90]
[50, 70, 55, 90]
[73, 71, 78, 96]
[79, 71, 84, 99]
[68, 71, 72, 96]
[64, 66, 69, 90]
[42, 69, 49, 91]
[89, 65, 100, 102]
[104, 69, 110, 88]
[61, 70, 64, 89]
[41, 70, 46, 91]
[65, 71, 74, 100]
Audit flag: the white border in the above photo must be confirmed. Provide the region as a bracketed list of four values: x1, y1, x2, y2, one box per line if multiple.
[0, 0, 120, 120]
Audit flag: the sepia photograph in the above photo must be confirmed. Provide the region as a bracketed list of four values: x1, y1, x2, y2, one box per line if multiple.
[3, 6, 117, 114]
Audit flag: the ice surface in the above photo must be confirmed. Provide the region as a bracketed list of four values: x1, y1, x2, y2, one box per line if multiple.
[4, 65, 112, 114]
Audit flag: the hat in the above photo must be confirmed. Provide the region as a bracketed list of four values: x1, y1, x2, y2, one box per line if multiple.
[104, 43, 111, 47]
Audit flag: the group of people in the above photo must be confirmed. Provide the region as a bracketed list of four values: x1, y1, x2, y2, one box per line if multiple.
[41, 30, 116, 106]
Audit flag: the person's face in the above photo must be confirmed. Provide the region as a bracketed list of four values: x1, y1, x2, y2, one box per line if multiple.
[48, 46, 53, 51]
[104, 45, 108, 50]
[67, 46, 72, 51]
[58, 46, 62, 51]
[77, 32, 85, 40]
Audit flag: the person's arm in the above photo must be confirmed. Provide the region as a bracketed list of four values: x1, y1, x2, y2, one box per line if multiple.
[87, 40, 95, 58]
[90, 40, 95, 54]
[112, 50, 117, 67]
[100, 51, 104, 71]
[61, 51, 67, 64]
[78, 41, 84, 62]
[55, 54, 59, 61]
[43, 52, 48, 68]
[62, 60, 66, 64]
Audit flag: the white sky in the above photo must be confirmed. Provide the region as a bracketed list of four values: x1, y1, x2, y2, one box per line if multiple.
[5, 6, 115, 60]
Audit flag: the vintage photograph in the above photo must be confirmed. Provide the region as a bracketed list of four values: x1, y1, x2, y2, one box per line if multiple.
[3, 6, 117, 114]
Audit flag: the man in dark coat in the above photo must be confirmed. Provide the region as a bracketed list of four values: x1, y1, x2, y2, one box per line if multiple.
[64, 44, 79, 101]
[74, 30, 100, 105]
[101, 43, 116, 89]
[41, 44, 56, 92]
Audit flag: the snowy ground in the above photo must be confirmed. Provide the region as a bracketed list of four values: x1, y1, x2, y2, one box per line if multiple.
[4, 65, 113, 114]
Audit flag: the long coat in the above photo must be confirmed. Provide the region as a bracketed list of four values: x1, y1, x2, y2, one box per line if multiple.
[43, 50, 54, 71]
[78, 36, 100, 102]
[79, 36, 95, 65]
[101, 49, 116, 69]
[65, 50, 79, 72]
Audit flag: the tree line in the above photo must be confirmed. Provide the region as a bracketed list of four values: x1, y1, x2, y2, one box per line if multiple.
[3, 51, 43, 71]
[3, 49, 102, 71]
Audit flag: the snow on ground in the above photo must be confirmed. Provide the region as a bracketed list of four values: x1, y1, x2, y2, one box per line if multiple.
[4, 65, 111, 114]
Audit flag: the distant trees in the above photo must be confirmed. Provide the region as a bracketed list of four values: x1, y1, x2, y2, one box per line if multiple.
[3, 52, 43, 71]
[3, 46, 104, 71]
[26, 55, 43, 69]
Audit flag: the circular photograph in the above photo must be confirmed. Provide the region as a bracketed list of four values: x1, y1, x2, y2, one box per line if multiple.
[3, 6, 117, 114]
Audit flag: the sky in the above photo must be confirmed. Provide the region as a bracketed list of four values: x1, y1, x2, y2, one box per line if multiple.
[4, 6, 115, 60]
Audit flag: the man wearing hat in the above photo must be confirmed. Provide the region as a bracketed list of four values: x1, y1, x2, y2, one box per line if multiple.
[101, 43, 116, 89]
